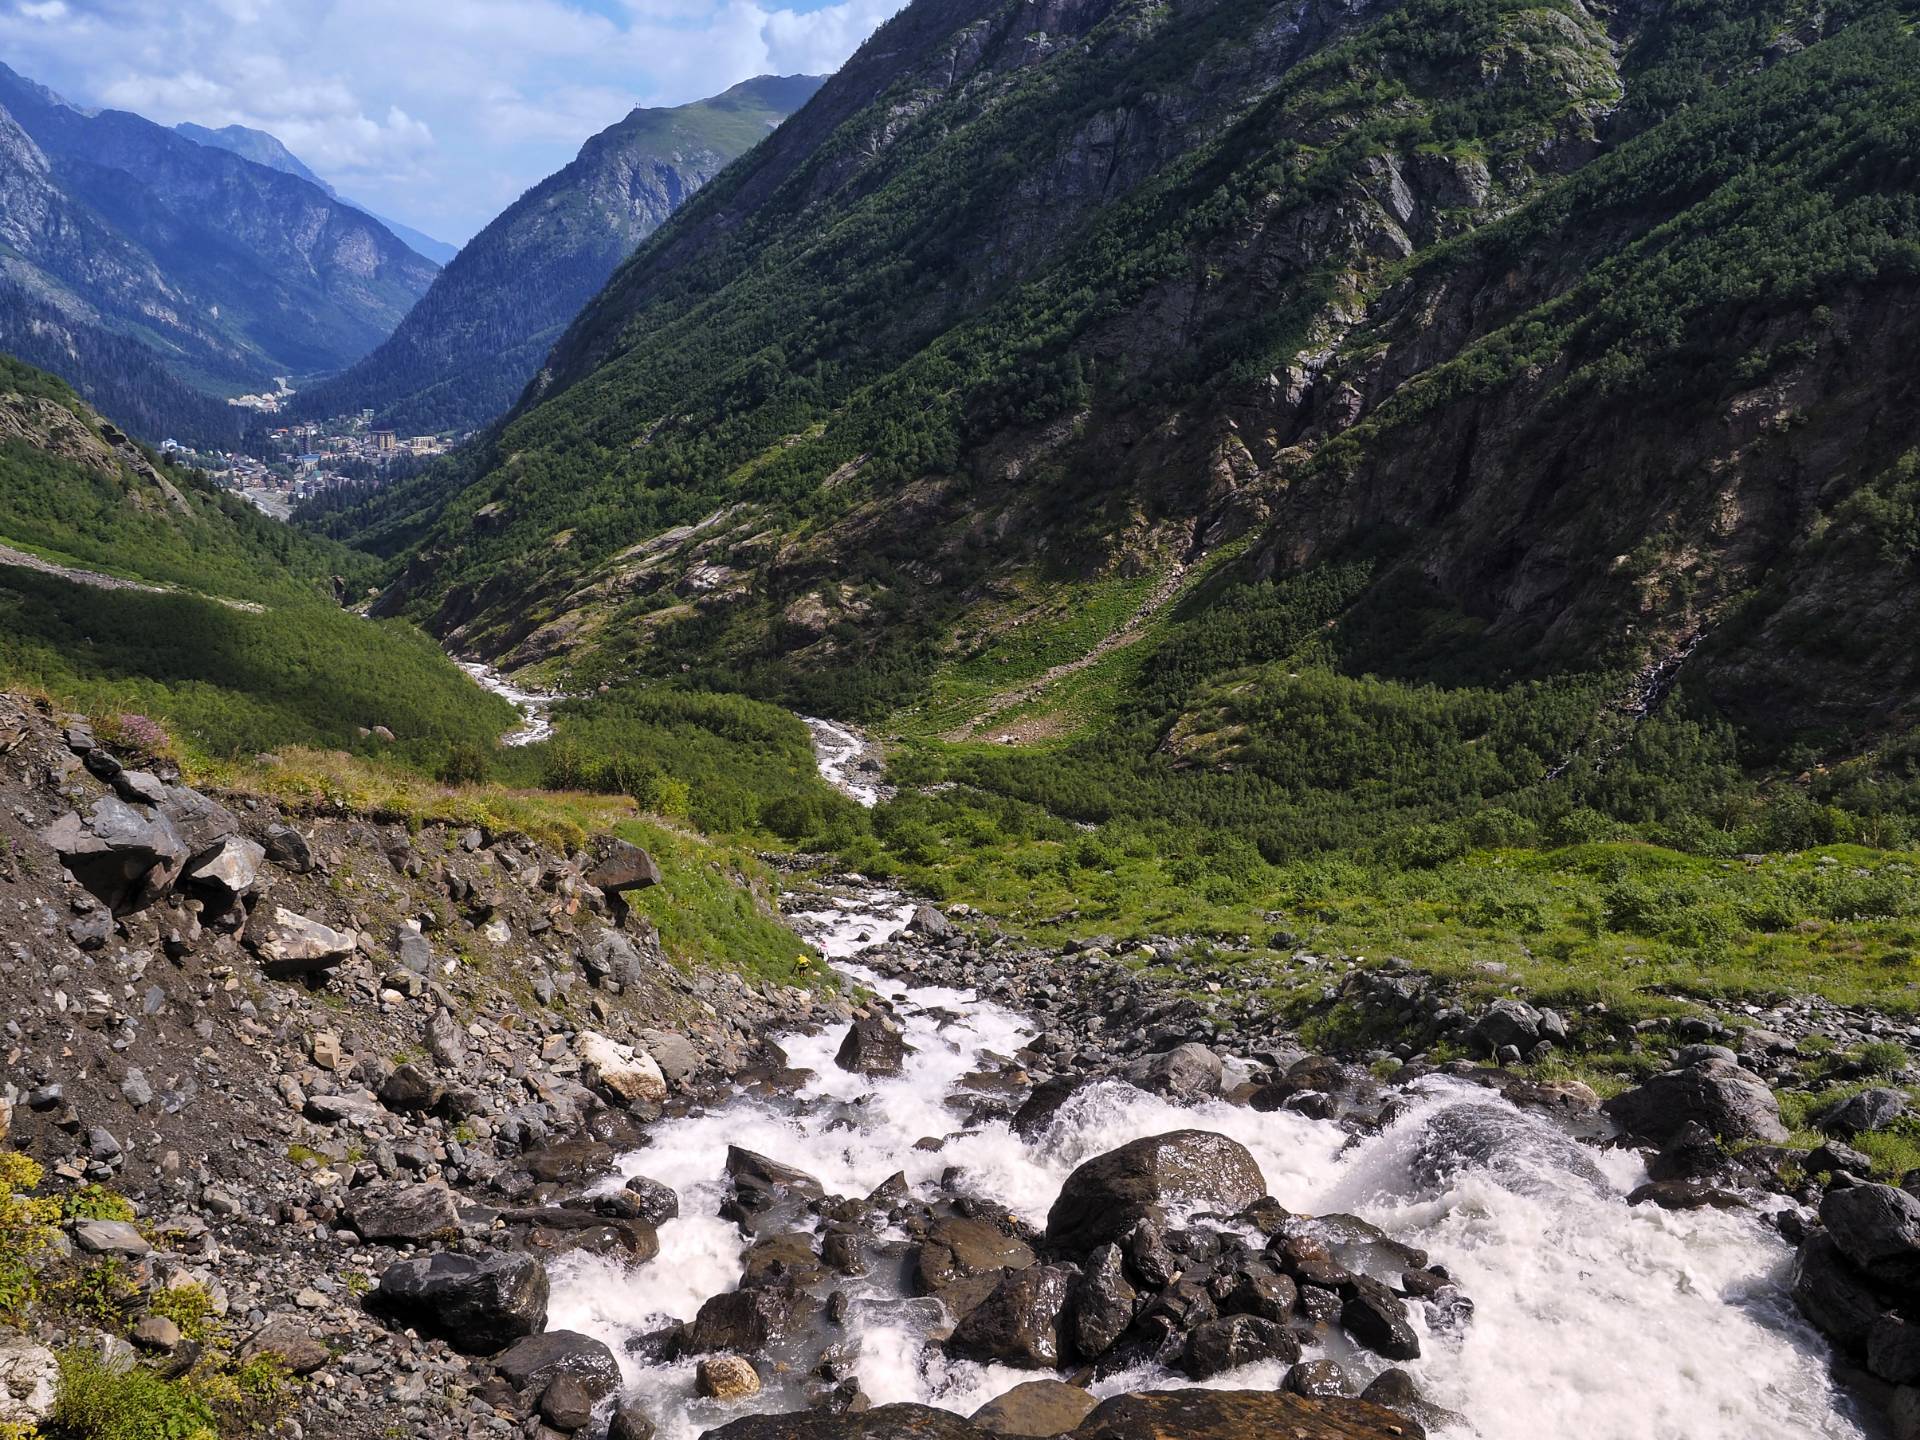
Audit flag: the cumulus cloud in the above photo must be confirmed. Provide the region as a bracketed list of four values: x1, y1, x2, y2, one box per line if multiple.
[0, 0, 902, 241]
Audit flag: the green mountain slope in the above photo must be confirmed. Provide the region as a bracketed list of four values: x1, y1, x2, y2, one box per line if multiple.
[0, 356, 513, 766]
[335, 0, 1919, 855]
[293, 75, 824, 435]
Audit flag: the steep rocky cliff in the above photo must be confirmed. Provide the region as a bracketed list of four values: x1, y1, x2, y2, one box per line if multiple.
[295, 75, 825, 435]
[0, 62, 437, 429]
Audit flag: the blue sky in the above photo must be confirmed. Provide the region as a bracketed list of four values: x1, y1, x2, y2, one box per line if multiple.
[0, 0, 903, 244]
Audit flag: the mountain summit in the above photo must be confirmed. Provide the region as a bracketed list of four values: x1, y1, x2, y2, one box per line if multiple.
[0, 62, 437, 440]
[295, 74, 825, 435]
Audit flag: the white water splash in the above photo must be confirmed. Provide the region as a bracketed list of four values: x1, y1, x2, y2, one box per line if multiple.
[804, 719, 884, 806]
[544, 884, 1866, 1440]
[457, 660, 557, 746]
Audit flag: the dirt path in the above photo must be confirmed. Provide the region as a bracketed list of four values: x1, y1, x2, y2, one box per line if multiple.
[948, 561, 1191, 742]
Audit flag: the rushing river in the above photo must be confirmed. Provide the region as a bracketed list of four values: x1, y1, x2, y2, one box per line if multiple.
[456, 660, 557, 746]
[541, 733, 1871, 1440]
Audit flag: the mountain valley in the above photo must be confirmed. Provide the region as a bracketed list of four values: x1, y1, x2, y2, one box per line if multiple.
[1, 1, 1919, 1438]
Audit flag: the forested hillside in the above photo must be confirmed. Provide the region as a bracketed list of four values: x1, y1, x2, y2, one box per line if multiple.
[294, 75, 823, 434]
[0, 358, 512, 768]
[333, 0, 1915, 791]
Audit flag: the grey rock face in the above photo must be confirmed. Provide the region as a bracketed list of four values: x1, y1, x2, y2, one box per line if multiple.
[41, 796, 187, 914]
[494, 1329, 621, 1401]
[1820, 1087, 1908, 1137]
[1822, 1183, 1920, 1288]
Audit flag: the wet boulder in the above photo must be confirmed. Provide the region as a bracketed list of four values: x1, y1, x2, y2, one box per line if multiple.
[696, 1354, 762, 1401]
[687, 1286, 805, 1353]
[1341, 1277, 1420, 1360]
[1286, 1360, 1354, 1398]
[916, 1216, 1037, 1299]
[725, 1147, 826, 1216]
[620, 1175, 680, 1226]
[243, 904, 357, 976]
[703, 1405, 991, 1440]
[1791, 1234, 1885, 1352]
[949, 1265, 1077, 1369]
[971, 1380, 1099, 1437]
[836, 1011, 907, 1077]
[372, 1252, 549, 1352]
[577, 1031, 668, 1106]
[1076, 1389, 1425, 1440]
[1072, 1244, 1138, 1358]
[1124, 1044, 1225, 1100]
[1360, 1370, 1462, 1434]
[1012, 1076, 1086, 1139]
[1218, 1264, 1296, 1323]
[1180, 1314, 1300, 1379]
[41, 797, 187, 915]
[1601, 1059, 1788, 1145]
[496, 1330, 621, 1404]
[1821, 1183, 1920, 1288]
[1644, 1121, 1730, 1183]
[1819, 1088, 1908, 1137]
[1045, 1131, 1266, 1253]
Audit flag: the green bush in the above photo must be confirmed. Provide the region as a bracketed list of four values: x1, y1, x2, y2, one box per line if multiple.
[48, 1349, 216, 1440]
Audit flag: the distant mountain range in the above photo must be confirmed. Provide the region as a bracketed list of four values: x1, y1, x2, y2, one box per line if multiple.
[293, 74, 824, 435]
[174, 121, 459, 265]
[0, 62, 438, 443]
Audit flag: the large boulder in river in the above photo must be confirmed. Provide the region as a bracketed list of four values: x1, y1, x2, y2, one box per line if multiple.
[41, 797, 188, 915]
[1792, 1234, 1885, 1353]
[1180, 1314, 1300, 1378]
[971, 1380, 1099, 1437]
[495, 1330, 621, 1403]
[1601, 1059, 1787, 1144]
[1045, 1132, 1266, 1253]
[372, 1251, 549, 1352]
[1124, 1044, 1224, 1100]
[704, 1406, 991, 1440]
[726, 1146, 826, 1216]
[1075, 1389, 1425, 1440]
[1821, 1183, 1920, 1288]
[948, 1265, 1077, 1369]
[915, 1216, 1036, 1297]
[836, 1011, 906, 1076]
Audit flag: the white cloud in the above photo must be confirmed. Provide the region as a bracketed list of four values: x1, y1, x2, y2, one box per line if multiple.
[0, 0, 903, 241]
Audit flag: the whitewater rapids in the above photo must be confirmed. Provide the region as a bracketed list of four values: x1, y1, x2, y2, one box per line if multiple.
[542, 884, 1870, 1440]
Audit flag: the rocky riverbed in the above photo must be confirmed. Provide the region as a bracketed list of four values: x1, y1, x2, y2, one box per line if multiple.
[0, 692, 1907, 1440]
